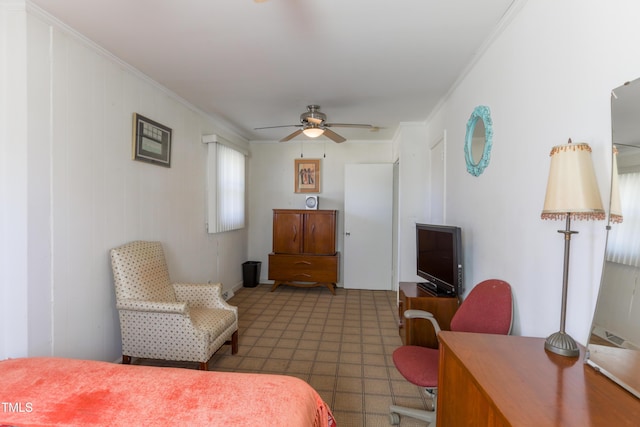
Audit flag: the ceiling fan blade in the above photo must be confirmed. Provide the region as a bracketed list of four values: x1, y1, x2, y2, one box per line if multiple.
[254, 124, 301, 130]
[280, 129, 303, 142]
[322, 128, 346, 143]
[324, 123, 373, 129]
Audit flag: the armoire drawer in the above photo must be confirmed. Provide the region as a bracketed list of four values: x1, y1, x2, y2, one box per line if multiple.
[268, 253, 339, 282]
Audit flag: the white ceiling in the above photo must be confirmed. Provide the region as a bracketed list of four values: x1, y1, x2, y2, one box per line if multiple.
[29, 0, 517, 142]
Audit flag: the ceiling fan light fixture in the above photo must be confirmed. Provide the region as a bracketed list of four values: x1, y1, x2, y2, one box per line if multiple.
[303, 127, 325, 138]
[255, 105, 372, 143]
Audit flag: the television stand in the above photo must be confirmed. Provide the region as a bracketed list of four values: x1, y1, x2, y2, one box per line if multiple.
[398, 282, 459, 348]
[417, 281, 454, 296]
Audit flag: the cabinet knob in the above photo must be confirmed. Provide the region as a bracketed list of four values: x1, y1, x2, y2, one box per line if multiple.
[345, 232, 351, 236]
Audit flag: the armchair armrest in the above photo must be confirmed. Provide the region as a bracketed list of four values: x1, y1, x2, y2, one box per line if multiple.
[116, 299, 189, 315]
[404, 309, 443, 335]
[173, 282, 238, 316]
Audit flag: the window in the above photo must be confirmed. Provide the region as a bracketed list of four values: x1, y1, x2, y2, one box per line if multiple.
[207, 140, 245, 233]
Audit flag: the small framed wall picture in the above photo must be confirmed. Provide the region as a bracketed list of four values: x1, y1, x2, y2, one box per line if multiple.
[294, 158, 321, 193]
[132, 113, 172, 167]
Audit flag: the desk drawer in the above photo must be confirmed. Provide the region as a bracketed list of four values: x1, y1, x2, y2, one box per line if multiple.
[268, 253, 339, 282]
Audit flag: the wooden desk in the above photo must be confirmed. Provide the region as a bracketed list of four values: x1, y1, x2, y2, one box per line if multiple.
[437, 332, 640, 426]
[399, 282, 459, 348]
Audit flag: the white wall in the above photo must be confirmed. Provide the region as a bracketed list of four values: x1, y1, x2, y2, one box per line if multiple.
[400, 0, 640, 344]
[395, 123, 433, 285]
[1, 1, 29, 358]
[1, 3, 249, 361]
[247, 140, 393, 285]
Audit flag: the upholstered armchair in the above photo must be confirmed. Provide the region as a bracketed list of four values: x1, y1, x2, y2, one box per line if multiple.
[110, 241, 238, 370]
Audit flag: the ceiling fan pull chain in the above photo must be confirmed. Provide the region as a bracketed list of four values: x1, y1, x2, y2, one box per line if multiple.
[323, 141, 326, 158]
[300, 140, 303, 158]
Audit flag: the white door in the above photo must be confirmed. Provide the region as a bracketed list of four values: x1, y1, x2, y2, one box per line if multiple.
[344, 163, 393, 290]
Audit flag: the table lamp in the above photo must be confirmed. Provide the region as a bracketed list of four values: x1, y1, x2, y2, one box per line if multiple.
[541, 139, 605, 357]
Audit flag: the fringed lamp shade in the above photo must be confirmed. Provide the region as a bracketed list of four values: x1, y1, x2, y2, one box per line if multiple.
[609, 145, 623, 224]
[541, 141, 605, 221]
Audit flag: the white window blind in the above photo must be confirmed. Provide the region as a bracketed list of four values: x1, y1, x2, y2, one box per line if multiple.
[207, 141, 245, 233]
[606, 172, 640, 266]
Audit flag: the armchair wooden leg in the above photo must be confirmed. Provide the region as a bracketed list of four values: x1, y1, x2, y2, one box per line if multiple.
[231, 330, 239, 355]
[122, 355, 131, 365]
[198, 361, 208, 371]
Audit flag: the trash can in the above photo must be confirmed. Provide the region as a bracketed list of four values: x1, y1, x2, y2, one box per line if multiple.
[242, 261, 261, 288]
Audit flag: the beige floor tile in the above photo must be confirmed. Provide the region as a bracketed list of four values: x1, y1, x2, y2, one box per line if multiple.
[246, 346, 273, 358]
[363, 353, 387, 366]
[254, 337, 278, 347]
[341, 342, 363, 353]
[363, 364, 389, 379]
[269, 347, 295, 359]
[281, 330, 304, 339]
[364, 393, 393, 413]
[312, 362, 338, 376]
[293, 348, 316, 360]
[333, 391, 364, 412]
[316, 350, 340, 363]
[340, 352, 363, 364]
[288, 360, 314, 373]
[364, 378, 392, 395]
[309, 374, 337, 391]
[236, 357, 265, 371]
[262, 358, 288, 372]
[333, 411, 365, 427]
[338, 362, 362, 378]
[336, 376, 364, 393]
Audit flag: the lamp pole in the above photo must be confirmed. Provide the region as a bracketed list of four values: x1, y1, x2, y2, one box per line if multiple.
[545, 214, 580, 357]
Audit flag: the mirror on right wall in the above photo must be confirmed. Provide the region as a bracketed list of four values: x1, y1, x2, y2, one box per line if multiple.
[585, 78, 640, 399]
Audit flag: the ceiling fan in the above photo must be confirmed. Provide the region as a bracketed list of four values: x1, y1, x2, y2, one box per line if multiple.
[254, 105, 375, 143]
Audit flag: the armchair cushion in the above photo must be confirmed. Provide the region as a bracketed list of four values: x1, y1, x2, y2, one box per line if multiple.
[190, 308, 237, 343]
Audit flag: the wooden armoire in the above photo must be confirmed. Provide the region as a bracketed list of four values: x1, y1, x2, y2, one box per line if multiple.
[268, 209, 339, 294]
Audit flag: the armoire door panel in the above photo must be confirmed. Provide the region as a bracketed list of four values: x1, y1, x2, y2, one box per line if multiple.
[272, 211, 304, 254]
[303, 211, 336, 255]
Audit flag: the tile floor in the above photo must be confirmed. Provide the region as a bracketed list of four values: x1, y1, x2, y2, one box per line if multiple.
[212, 284, 430, 426]
[134, 284, 430, 426]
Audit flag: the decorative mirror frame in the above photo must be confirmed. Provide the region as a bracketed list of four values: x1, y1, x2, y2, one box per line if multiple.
[464, 105, 493, 176]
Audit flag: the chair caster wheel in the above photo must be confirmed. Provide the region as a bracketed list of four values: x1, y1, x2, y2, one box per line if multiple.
[389, 412, 400, 425]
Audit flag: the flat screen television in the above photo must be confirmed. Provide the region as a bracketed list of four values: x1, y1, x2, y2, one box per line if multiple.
[416, 223, 463, 296]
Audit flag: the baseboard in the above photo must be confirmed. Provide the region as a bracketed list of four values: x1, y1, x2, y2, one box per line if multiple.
[221, 289, 234, 301]
[220, 282, 243, 300]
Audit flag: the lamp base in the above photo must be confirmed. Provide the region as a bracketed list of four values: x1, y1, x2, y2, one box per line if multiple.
[544, 331, 579, 357]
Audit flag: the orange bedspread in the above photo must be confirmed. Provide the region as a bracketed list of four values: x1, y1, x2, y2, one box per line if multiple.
[0, 357, 336, 427]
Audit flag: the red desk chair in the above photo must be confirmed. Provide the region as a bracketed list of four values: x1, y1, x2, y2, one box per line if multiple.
[390, 279, 513, 425]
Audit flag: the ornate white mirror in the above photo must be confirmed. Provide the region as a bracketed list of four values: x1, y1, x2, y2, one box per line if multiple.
[585, 78, 640, 399]
[464, 105, 493, 176]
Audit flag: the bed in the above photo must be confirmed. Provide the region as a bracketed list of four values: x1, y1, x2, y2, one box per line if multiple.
[0, 357, 336, 426]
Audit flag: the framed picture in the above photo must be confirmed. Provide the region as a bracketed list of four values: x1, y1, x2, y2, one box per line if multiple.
[294, 158, 321, 193]
[132, 113, 172, 167]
